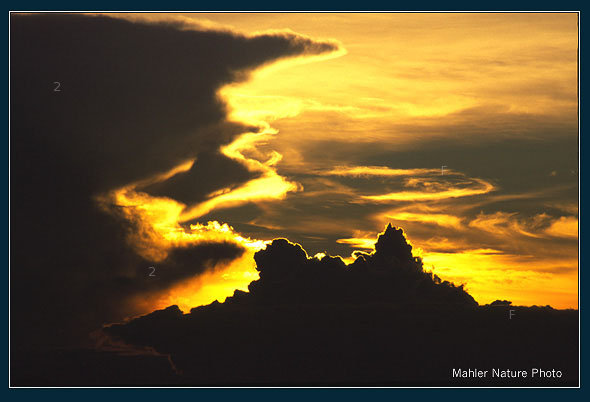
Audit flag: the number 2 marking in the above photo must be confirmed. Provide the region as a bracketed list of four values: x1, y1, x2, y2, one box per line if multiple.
[148, 266, 156, 277]
[53, 82, 61, 92]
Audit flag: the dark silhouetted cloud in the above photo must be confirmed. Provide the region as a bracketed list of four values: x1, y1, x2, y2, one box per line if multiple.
[139, 151, 262, 205]
[100, 224, 577, 386]
[232, 224, 477, 307]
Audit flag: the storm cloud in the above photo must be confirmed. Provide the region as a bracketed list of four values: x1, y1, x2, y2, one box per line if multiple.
[10, 13, 340, 351]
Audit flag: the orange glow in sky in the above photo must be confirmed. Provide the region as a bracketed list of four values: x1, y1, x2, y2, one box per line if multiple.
[102, 13, 578, 311]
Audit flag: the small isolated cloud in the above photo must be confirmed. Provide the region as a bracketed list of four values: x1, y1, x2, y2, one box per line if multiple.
[362, 177, 495, 202]
[545, 216, 578, 239]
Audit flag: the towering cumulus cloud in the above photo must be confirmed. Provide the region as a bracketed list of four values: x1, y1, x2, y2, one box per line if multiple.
[231, 224, 477, 306]
[10, 13, 339, 356]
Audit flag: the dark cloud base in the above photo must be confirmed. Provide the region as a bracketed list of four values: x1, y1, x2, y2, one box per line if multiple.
[11, 304, 578, 386]
[15, 225, 572, 387]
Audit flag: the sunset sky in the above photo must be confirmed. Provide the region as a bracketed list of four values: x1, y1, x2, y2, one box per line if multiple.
[11, 13, 578, 326]
[9, 12, 580, 387]
[92, 13, 578, 311]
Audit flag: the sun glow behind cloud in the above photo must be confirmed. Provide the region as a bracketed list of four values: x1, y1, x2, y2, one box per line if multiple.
[97, 151, 277, 313]
[98, 170, 269, 313]
[131, 249, 260, 313]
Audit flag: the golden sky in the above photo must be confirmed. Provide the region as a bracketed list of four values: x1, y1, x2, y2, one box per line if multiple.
[105, 13, 578, 311]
